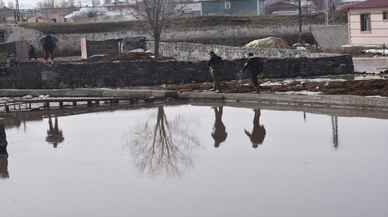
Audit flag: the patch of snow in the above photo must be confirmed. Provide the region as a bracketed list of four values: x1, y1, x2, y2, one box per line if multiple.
[354, 75, 385, 80]
[260, 81, 283, 86]
[277, 91, 321, 96]
[39, 95, 50, 98]
[363, 49, 388, 56]
[22, 95, 33, 99]
[366, 95, 388, 99]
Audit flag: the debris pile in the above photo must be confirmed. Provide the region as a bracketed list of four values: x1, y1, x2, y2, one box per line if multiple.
[244, 37, 290, 49]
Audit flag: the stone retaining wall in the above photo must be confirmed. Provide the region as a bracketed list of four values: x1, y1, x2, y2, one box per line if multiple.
[0, 55, 353, 89]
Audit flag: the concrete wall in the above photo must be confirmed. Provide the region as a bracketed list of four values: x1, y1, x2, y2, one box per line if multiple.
[349, 8, 388, 46]
[311, 25, 348, 50]
[0, 56, 354, 89]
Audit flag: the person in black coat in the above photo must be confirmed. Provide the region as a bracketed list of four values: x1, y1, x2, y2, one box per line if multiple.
[208, 51, 223, 92]
[241, 53, 264, 92]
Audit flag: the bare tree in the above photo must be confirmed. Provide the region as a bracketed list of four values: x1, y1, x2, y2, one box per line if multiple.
[129, 106, 200, 176]
[134, 0, 187, 58]
[58, 0, 76, 8]
[36, 0, 57, 8]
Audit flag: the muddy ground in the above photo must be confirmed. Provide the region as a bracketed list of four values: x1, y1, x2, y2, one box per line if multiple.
[170, 79, 388, 97]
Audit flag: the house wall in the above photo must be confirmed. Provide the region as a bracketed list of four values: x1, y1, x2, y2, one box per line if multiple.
[201, 1, 225, 15]
[349, 8, 388, 46]
[201, 0, 258, 16]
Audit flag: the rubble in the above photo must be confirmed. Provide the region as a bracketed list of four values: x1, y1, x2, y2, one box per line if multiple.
[244, 37, 290, 49]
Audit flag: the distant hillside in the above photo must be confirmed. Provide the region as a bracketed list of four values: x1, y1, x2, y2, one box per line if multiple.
[20, 15, 325, 34]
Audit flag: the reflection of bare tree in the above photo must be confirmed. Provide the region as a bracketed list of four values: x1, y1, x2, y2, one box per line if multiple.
[46, 115, 64, 148]
[245, 109, 266, 149]
[212, 106, 227, 148]
[331, 115, 339, 149]
[0, 123, 9, 179]
[130, 106, 200, 177]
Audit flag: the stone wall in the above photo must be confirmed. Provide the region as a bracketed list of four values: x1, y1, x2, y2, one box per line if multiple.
[0, 41, 29, 62]
[311, 25, 348, 50]
[148, 41, 309, 61]
[0, 55, 354, 89]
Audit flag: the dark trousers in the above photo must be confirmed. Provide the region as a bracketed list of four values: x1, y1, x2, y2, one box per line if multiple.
[250, 72, 259, 88]
[210, 68, 221, 91]
[43, 48, 55, 60]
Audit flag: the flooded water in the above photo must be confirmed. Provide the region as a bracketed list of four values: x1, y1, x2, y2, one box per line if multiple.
[1, 105, 388, 217]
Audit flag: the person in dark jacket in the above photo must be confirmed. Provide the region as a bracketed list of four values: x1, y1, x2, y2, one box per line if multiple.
[241, 53, 264, 92]
[244, 109, 266, 149]
[46, 115, 64, 148]
[40, 33, 58, 62]
[212, 106, 227, 148]
[208, 51, 223, 92]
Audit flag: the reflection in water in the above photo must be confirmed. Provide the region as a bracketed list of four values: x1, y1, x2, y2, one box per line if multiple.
[46, 115, 64, 148]
[130, 106, 200, 176]
[331, 115, 339, 149]
[244, 109, 266, 148]
[0, 123, 9, 179]
[212, 106, 227, 148]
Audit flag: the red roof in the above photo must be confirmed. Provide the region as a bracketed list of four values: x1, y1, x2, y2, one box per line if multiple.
[347, 0, 388, 10]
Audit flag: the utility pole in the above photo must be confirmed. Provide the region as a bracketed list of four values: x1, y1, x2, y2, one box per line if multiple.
[14, 0, 20, 23]
[298, 0, 302, 43]
[325, 0, 329, 25]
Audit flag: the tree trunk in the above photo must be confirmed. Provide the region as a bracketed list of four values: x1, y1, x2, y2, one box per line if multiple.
[154, 33, 160, 59]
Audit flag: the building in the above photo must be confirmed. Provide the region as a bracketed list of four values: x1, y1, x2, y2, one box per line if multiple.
[0, 7, 15, 23]
[175, 1, 202, 16]
[347, 0, 388, 46]
[201, 0, 266, 16]
[28, 7, 78, 23]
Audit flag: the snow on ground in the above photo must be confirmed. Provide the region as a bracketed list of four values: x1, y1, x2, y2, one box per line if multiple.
[276, 91, 321, 96]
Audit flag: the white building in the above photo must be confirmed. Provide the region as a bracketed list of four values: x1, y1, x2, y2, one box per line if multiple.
[347, 0, 388, 46]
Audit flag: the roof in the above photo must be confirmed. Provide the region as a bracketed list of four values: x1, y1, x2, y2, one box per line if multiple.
[347, 0, 388, 10]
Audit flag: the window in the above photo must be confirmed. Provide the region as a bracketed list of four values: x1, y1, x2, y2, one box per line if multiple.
[225, 1, 231, 9]
[383, 11, 388, 21]
[360, 13, 371, 32]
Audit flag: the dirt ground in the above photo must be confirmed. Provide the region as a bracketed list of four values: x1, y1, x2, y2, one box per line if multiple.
[170, 79, 388, 97]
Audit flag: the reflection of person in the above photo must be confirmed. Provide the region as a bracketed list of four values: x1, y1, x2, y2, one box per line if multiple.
[46, 115, 64, 148]
[241, 53, 264, 93]
[208, 51, 223, 92]
[40, 33, 58, 62]
[0, 123, 9, 179]
[244, 109, 266, 149]
[212, 106, 227, 148]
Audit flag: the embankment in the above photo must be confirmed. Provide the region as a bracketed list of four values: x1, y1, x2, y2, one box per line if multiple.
[0, 54, 353, 89]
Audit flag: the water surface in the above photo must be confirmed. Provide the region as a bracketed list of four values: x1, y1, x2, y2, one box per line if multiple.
[0, 105, 387, 217]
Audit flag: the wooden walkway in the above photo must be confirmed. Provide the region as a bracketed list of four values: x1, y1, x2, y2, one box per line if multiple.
[0, 96, 163, 113]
